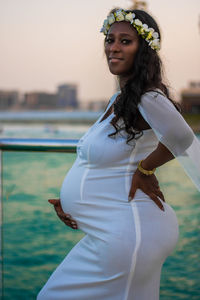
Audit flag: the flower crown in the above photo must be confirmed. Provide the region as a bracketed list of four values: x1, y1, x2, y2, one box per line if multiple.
[100, 9, 160, 51]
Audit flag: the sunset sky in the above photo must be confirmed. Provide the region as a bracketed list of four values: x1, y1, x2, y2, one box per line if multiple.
[0, 0, 200, 102]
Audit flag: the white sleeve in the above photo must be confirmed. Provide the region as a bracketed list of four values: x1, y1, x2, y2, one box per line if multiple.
[138, 91, 200, 192]
[138, 91, 194, 156]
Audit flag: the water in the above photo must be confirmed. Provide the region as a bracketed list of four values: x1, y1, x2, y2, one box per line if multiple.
[0, 110, 101, 122]
[1, 125, 200, 299]
[0, 123, 90, 139]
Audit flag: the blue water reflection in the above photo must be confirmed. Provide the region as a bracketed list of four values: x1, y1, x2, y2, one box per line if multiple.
[2, 151, 200, 299]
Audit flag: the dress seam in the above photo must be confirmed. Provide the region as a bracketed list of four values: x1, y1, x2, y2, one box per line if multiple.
[124, 138, 141, 300]
[80, 143, 91, 201]
[123, 202, 142, 300]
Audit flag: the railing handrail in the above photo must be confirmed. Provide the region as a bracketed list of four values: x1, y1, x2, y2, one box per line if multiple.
[0, 138, 78, 152]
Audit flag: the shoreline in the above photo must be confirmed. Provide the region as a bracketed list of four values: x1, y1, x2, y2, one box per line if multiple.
[0, 119, 95, 126]
[0, 121, 199, 134]
[0, 113, 199, 133]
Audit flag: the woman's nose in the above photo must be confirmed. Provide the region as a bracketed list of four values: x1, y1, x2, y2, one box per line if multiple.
[110, 41, 120, 52]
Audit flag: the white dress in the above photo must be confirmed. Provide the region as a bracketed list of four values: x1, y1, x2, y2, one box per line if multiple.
[37, 91, 185, 300]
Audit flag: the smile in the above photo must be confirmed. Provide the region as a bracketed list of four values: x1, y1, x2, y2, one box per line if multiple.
[109, 57, 123, 63]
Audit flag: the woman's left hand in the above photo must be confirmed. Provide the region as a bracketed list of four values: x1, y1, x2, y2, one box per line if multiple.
[48, 199, 78, 229]
[128, 169, 165, 211]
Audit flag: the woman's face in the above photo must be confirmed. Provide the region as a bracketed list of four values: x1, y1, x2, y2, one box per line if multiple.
[105, 21, 139, 79]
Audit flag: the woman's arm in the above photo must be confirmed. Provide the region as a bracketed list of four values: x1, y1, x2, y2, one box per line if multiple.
[138, 91, 194, 156]
[139, 142, 174, 170]
[129, 91, 194, 210]
[128, 142, 174, 211]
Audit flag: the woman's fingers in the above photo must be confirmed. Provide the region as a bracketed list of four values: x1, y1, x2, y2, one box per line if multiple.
[129, 170, 165, 211]
[128, 184, 137, 201]
[56, 211, 69, 220]
[63, 221, 78, 230]
[156, 189, 165, 202]
[48, 198, 77, 229]
[54, 206, 70, 218]
[48, 199, 60, 206]
[63, 218, 78, 229]
[149, 193, 164, 211]
[58, 213, 78, 229]
[70, 221, 78, 229]
[48, 199, 72, 218]
[55, 208, 71, 219]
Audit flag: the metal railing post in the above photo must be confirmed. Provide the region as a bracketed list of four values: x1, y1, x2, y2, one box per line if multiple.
[0, 138, 78, 152]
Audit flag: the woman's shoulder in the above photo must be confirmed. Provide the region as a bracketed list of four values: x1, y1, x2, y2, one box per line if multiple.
[141, 88, 167, 99]
[140, 88, 176, 110]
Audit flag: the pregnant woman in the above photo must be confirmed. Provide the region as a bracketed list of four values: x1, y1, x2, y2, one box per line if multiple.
[37, 8, 200, 300]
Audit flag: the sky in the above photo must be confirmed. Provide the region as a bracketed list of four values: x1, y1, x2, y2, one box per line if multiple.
[0, 0, 200, 102]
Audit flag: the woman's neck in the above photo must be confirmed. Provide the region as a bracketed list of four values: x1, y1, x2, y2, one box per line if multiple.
[119, 74, 132, 89]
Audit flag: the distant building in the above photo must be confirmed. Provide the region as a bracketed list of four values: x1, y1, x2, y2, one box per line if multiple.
[57, 84, 79, 109]
[0, 84, 79, 111]
[0, 90, 19, 110]
[181, 82, 200, 113]
[24, 92, 57, 110]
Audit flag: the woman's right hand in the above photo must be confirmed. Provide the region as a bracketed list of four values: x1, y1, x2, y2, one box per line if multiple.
[128, 169, 165, 211]
[48, 199, 78, 230]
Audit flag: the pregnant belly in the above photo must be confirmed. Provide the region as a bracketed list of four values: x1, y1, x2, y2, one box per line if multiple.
[60, 160, 133, 237]
[60, 162, 129, 215]
[60, 161, 158, 218]
[60, 160, 85, 216]
[60, 161, 179, 244]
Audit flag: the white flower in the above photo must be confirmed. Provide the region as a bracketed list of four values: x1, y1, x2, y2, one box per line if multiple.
[148, 27, 155, 33]
[134, 19, 143, 26]
[125, 12, 134, 23]
[116, 9, 125, 15]
[142, 24, 149, 31]
[116, 11, 125, 21]
[153, 38, 160, 45]
[100, 11, 161, 51]
[102, 19, 110, 32]
[103, 19, 109, 27]
[108, 13, 115, 25]
[152, 31, 159, 39]
[150, 38, 160, 50]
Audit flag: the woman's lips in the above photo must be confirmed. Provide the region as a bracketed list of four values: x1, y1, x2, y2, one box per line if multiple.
[109, 57, 123, 63]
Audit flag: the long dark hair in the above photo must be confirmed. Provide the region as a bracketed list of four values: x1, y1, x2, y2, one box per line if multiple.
[106, 9, 177, 143]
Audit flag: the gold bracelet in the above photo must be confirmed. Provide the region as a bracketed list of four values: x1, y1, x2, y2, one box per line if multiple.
[138, 160, 156, 176]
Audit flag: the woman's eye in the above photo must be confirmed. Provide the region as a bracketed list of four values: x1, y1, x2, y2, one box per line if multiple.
[121, 39, 131, 44]
[105, 38, 113, 44]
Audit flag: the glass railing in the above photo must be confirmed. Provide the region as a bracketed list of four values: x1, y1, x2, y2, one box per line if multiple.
[0, 138, 199, 299]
